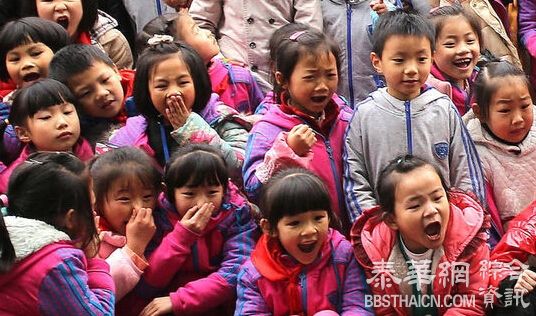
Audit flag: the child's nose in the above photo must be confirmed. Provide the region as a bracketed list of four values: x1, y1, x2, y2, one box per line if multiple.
[423, 201, 439, 217]
[301, 221, 318, 236]
[404, 62, 418, 75]
[512, 110, 525, 125]
[54, 1, 68, 12]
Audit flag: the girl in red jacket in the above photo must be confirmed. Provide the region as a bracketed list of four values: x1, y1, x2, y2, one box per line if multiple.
[352, 155, 490, 315]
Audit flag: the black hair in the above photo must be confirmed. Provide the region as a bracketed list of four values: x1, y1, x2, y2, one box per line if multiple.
[136, 13, 179, 56]
[429, 5, 482, 49]
[473, 60, 530, 121]
[19, 0, 98, 34]
[164, 144, 229, 204]
[268, 22, 309, 89]
[274, 27, 340, 103]
[0, 17, 71, 81]
[372, 9, 435, 58]
[8, 78, 79, 128]
[377, 155, 449, 215]
[0, 153, 96, 272]
[89, 146, 161, 216]
[49, 44, 115, 85]
[134, 40, 211, 120]
[259, 167, 333, 232]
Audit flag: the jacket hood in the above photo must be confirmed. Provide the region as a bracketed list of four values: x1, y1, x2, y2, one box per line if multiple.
[367, 87, 449, 115]
[464, 108, 536, 155]
[259, 95, 352, 130]
[352, 191, 489, 269]
[0, 216, 71, 287]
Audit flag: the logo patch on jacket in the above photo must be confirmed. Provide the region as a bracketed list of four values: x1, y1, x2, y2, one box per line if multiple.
[434, 142, 449, 160]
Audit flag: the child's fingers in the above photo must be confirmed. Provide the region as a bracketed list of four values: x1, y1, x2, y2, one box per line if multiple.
[523, 270, 536, 287]
[183, 205, 199, 220]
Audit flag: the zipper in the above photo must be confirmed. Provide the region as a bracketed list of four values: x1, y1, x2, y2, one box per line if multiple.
[404, 100, 413, 154]
[346, 3, 355, 108]
[300, 271, 307, 315]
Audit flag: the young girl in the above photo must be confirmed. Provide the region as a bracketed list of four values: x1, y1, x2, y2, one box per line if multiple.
[137, 12, 264, 116]
[464, 60, 536, 232]
[0, 152, 114, 315]
[116, 144, 257, 316]
[242, 27, 354, 232]
[109, 37, 249, 180]
[236, 168, 372, 316]
[0, 17, 70, 166]
[89, 147, 161, 301]
[20, 0, 133, 69]
[0, 79, 93, 193]
[352, 155, 490, 315]
[428, 5, 482, 115]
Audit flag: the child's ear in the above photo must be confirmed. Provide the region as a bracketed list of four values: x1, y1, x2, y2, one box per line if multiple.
[63, 208, 77, 232]
[370, 52, 382, 74]
[260, 218, 277, 237]
[382, 212, 399, 230]
[472, 103, 482, 119]
[14, 126, 31, 143]
[275, 71, 287, 89]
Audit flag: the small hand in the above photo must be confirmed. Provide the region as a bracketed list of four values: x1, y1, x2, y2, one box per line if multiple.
[165, 92, 190, 129]
[286, 124, 316, 156]
[126, 208, 156, 256]
[180, 202, 214, 234]
[139, 296, 173, 316]
[514, 269, 536, 295]
[370, 0, 388, 14]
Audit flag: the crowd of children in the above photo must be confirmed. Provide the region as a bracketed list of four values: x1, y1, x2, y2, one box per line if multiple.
[0, 0, 536, 315]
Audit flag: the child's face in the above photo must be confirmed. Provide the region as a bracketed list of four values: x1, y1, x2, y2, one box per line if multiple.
[484, 76, 533, 143]
[16, 102, 81, 151]
[6, 42, 54, 88]
[173, 183, 224, 218]
[433, 15, 480, 87]
[278, 51, 338, 117]
[273, 210, 329, 265]
[387, 165, 450, 253]
[149, 55, 196, 121]
[36, 0, 83, 38]
[101, 176, 157, 235]
[371, 35, 432, 100]
[175, 13, 219, 63]
[68, 61, 125, 119]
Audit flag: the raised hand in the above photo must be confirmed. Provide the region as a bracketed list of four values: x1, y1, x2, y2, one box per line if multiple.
[126, 208, 156, 257]
[180, 202, 215, 234]
[165, 92, 191, 130]
[287, 124, 316, 156]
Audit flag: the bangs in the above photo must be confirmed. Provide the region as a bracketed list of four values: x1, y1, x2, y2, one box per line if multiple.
[166, 151, 228, 189]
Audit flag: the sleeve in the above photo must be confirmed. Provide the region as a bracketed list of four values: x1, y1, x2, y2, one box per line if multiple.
[169, 112, 246, 177]
[188, 0, 223, 35]
[242, 127, 312, 202]
[341, 257, 375, 316]
[169, 202, 258, 314]
[444, 246, 490, 315]
[519, 0, 536, 55]
[343, 111, 376, 223]
[448, 105, 486, 207]
[105, 246, 148, 300]
[294, 0, 323, 32]
[234, 263, 272, 316]
[38, 252, 115, 315]
[96, 28, 134, 69]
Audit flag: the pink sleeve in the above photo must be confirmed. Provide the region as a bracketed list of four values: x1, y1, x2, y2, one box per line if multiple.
[105, 247, 147, 300]
[170, 273, 234, 314]
[255, 131, 313, 183]
[142, 220, 200, 288]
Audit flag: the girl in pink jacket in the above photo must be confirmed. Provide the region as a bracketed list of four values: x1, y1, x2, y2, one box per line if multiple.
[89, 146, 162, 301]
[236, 168, 373, 316]
[0, 152, 114, 315]
[117, 144, 257, 316]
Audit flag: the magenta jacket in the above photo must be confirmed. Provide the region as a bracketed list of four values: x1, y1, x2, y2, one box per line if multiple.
[243, 95, 353, 231]
[235, 229, 374, 316]
[0, 138, 94, 194]
[116, 181, 258, 315]
[209, 56, 264, 115]
[429, 63, 478, 116]
[0, 216, 114, 315]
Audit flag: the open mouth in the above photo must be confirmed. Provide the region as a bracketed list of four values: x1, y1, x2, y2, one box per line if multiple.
[297, 241, 317, 253]
[453, 58, 472, 69]
[22, 72, 40, 83]
[424, 221, 442, 241]
[56, 16, 70, 30]
[310, 96, 328, 103]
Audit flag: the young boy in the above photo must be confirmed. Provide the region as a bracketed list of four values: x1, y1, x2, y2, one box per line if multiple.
[49, 44, 136, 148]
[343, 10, 485, 222]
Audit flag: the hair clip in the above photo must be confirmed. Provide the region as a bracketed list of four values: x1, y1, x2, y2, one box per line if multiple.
[289, 31, 307, 42]
[147, 34, 174, 47]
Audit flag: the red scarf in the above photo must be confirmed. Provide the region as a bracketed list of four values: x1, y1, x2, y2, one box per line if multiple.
[279, 93, 340, 136]
[76, 31, 92, 45]
[251, 234, 304, 315]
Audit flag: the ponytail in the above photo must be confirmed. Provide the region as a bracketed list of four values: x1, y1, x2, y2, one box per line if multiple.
[0, 213, 15, 273]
